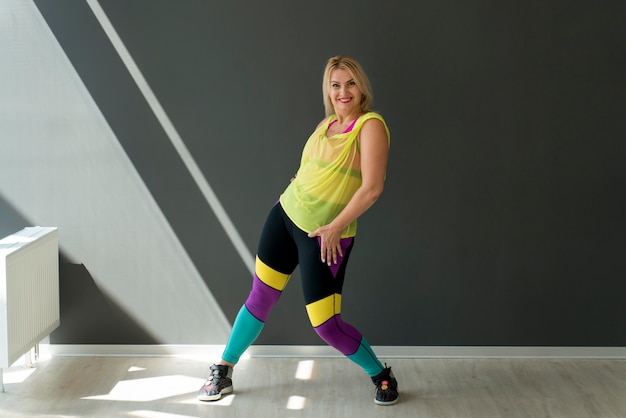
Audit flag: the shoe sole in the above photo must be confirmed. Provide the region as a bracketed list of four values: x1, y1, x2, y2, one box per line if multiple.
[197, 386, 234, 402]
[374, 396, 399, 406]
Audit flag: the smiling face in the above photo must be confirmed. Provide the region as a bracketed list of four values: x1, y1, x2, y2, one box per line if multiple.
[321, 56, 374, 117]
[328, 68, 363, 117]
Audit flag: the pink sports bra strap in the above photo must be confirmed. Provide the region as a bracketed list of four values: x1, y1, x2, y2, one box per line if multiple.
[328, 118, 358, 133]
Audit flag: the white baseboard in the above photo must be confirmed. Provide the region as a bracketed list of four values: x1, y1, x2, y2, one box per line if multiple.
[46, 344, 626, 359]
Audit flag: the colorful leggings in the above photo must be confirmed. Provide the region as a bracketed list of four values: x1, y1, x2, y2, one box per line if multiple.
[222, 203, 384, 377]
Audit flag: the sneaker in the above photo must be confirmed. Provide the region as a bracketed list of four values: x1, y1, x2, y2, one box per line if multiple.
[371, 366, 399, 405]
[197, 364, 233, 401]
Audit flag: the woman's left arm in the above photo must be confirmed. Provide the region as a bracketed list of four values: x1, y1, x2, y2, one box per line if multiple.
[308, 118, 389, 265]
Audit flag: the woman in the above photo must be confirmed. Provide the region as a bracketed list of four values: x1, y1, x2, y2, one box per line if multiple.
[198, 55, 399, 406]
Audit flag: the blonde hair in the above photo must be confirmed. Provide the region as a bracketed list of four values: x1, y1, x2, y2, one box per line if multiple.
[322, 55, 374, 117]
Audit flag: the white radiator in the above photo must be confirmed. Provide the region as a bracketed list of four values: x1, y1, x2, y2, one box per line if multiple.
[0, 227, 59, 370]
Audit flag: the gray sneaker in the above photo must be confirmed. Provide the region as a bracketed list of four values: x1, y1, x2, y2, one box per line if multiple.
[198, 364, 233, 401]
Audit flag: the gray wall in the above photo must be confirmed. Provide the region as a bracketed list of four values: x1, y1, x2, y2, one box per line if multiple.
[1, 0, 625, 347]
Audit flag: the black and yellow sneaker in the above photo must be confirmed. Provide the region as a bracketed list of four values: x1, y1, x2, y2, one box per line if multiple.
[197, 364, 234, 401]
[371, 366, 399, 405]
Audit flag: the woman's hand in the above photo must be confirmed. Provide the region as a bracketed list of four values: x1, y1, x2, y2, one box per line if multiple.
[308, 224, 343, 266]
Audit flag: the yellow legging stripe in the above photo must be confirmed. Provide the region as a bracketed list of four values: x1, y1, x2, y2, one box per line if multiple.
[255, 255, 290, 291]
[306, 293, 342, 327]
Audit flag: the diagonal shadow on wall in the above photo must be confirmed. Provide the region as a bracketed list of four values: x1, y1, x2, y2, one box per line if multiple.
[51, 256, 157, 344]
[1, 194, 156, 344]
[0, 194, 30, 239]
[33, 0, 251, 329]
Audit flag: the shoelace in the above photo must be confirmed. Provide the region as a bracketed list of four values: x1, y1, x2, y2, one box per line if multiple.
[209, 367, 229, 383]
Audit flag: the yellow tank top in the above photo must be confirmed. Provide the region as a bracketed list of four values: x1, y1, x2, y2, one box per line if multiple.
[279, 112, 390, 237]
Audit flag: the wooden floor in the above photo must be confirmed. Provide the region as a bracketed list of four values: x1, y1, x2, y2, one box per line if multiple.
[1, 354, 625, 417]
